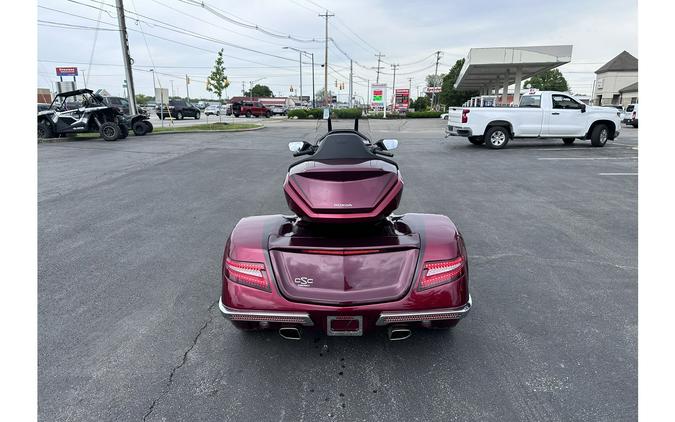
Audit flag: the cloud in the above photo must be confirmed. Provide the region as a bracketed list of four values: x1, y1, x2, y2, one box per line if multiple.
[38, 0, 637, 99]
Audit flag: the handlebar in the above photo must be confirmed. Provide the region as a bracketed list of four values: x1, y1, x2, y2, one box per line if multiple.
[373, 149, 394, 157]
[293, 149, 314, 157]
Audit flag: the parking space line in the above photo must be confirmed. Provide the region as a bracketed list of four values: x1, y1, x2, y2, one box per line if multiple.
[537, 157, 638, 160]
[598, 173, 638, 176]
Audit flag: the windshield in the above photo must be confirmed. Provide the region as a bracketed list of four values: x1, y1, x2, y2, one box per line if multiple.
[519, 95, 541, 108]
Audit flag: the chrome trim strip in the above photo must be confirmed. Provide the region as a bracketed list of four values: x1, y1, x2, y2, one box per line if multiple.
[219, 298, 314, 326]
[376, 295, 472, 326]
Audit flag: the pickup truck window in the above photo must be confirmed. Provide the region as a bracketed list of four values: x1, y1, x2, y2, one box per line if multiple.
[552, 94, 583, 110]
[519, 95, 541, 108]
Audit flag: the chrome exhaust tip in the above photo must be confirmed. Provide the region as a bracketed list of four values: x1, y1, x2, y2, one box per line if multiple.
[279, 327, 302, 340]
[388, 326, 412, 341]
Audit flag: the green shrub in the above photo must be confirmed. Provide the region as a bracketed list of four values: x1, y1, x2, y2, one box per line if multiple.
[406, 111, 443, 118]
[334, 108, 363, 119]
[288, 109, 307, 119]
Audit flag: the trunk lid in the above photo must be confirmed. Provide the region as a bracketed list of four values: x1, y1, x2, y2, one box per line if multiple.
[268, 232, 420, 306]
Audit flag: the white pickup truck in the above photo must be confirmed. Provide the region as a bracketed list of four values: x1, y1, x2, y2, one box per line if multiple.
[445, 91, 622, 149]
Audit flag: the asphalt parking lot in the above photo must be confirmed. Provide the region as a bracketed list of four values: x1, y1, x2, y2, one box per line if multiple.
[38, 119, 637, 421]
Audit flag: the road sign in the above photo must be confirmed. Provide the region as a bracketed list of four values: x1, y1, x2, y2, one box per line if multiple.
[395, 88, 410, 112]
[371, 83, 387, 110]
[56, 67, 78, 77]
[425, 86, 441, 93]
[155, 88, 169, 105]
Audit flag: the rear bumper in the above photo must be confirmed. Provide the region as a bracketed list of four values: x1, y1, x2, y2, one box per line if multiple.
[219, 300, 314, 326]
[375, 295, 472, 325]
[219, 295, 472, 329]
[445, 125, 473, 137]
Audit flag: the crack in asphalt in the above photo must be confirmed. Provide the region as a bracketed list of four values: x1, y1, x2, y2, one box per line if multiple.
[142, 299, 219, 421]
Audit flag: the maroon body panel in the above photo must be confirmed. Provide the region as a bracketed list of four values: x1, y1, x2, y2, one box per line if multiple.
[222, 213, 469, 333]
[284, 159, 403, 223]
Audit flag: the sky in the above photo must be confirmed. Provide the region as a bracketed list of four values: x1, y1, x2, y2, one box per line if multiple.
[37, 0, 638, 101]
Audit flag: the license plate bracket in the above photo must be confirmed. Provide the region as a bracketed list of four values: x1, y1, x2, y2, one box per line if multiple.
[327, 315, 363, 336]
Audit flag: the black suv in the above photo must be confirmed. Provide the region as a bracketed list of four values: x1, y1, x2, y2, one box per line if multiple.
[156, 99, 201, 120]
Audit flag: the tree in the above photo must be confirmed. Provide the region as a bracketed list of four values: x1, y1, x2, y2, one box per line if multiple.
[412, 96, 430, 111]
[135, 94, 152, 105]
[438, 58, 479, 107]
[426, 73, 445, 88]
[315, 88, 334, 105]
[524, 69, 569, 92]
[245, 84, 273, 98]
[206, 49, 230, 101]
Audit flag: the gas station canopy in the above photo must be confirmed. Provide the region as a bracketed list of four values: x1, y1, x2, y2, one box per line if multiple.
[454, 45, 573, 94]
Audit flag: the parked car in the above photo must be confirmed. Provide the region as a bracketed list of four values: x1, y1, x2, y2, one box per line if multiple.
[446, 91, 622, 149]
[232, 101, 271, 118]
[204, 104, 223, 116]
[156, 99, 201, 120]
[624, 104, 638, 128]
[268, 105, 288, 116]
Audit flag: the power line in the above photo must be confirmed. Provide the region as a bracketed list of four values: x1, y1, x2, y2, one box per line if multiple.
[178, 0, 323, 43]
[66, 0, 304, 63]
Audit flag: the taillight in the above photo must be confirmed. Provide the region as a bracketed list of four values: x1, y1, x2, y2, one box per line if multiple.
[225, 258, 270, 291]
[461, 109, 470, 123]
[418, 256, 465, 290]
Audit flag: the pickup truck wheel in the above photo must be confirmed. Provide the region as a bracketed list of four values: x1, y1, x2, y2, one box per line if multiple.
[246, 111, 252, 118]
[468, 136, 484, 145]
[485, 126, 510, 149]
[562, 137, 575, 145]
[100, 122, 121, 141]
[176, 111, 184, 120]
[195, 111, 200, 119]
[590, 124, 609, 147]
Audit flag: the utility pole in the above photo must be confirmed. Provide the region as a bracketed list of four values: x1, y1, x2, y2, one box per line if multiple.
[431, 50, 442, 110]
[319, 10, 334, 107]
[170, 80, 174, 97]
[151, 69, 157, 94]
[298, 51, 303, 103]
[242, 81, 245, 97]
[115, 0, 137, 115]
[374, 52, 385, 83]
[185, 74, 190, 102]
[390, 63, 399, 111]
[408, 77, 412, 96]
[310, 52, 315, 108]
[349, 59, 353, 108]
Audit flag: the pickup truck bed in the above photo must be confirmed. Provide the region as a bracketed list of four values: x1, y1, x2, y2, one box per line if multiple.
[446, 91, 621, 149]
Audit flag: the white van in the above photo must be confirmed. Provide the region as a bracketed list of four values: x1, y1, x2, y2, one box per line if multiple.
[624, 104, 638, 128]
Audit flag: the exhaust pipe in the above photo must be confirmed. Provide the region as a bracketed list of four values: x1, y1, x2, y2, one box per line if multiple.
[388, 326, 412, 341]
[279, 327, 302, 340]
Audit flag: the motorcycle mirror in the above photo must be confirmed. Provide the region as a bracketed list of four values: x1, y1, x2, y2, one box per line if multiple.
[288, 141, 306, 152]
[382, 139, 399, 150]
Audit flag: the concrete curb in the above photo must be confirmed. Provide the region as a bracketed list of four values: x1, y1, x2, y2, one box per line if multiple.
[37, 124, 265, 143]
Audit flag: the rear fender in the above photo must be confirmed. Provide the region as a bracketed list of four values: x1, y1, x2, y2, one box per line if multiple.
[485, 120, 514, 137]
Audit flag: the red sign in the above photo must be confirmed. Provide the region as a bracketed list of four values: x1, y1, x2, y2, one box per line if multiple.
[56, 67, 78, 77]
